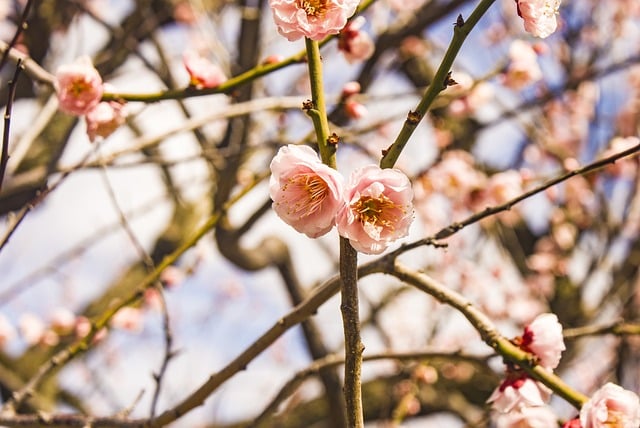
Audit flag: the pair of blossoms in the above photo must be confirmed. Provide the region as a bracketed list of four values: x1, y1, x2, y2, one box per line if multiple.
[55, 53, 226, 141]
[270, 0, 561, 41]
[489, 313, 640, 428]
[270, 145, 413, 255]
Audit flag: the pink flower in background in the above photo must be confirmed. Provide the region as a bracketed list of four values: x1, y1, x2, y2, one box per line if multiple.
[344, 99, 368, 119]
[50, 308, 76, 336]
[110, 307, 143, 333]
[519, 313, 565, 369]
[580, 383, 640, 428]
[562, 419, 582, 428]
[488, 375, 552, 413]
[270, 145, 344, 238]
[183, 52, 227, 89]
[495, 405, 558, 428]
[269, 0, 359, 41]
[503, 39, 542, 89]
[18, 313, 45, 346]
[55, 56, 104, 116]
[516, 0, 561, 38]
[85, 100, 127, 142]
[336, 165, 414, 254]
[338, 17, 375, 63]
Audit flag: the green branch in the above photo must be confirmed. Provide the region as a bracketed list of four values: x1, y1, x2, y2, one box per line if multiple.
[380, 0, 496, 169]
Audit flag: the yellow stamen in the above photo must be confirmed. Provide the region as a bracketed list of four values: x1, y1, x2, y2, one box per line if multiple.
[352, 194, 403, 230]
[297, 0, 328, 17]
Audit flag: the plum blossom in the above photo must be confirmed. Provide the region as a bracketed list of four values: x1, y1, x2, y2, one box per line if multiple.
[579, 383, 640, 428]
[494, 405, 558, 428]
[338, 17, 375, 63]
[50, 308, 76, 336]
[183, 52, 227, 89]
[85, 100, 127, 142]
[345, 99, 368, 119]
[269, 0, 359, 41]
[336, 165, 414, 254]
[55, 56, 104, 116]
[270, 145, 344, 238]
[110, 307, 143, 333]
[503, 39, 542, 89]
[488, 375, 552, 413]
[515, 0, 562, 39]
[518, 313, 565, 369]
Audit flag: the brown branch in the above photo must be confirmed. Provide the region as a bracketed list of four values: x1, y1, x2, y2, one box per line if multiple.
[0, 0, 35, 73]
[0, 60, 23, 191]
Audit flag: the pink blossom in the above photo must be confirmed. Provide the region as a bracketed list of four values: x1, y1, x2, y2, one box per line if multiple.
[85, 100, 127, 142]
[488, 375, 552, 413]
[338, 17, 375, 63]
[183, 52, 227, 89]
[503, 39, 542, 89]
[518, 313, 565, 369]
[494, 405, 558, 428]
[269, 0, 359, 41]
[516, 0, 561, 39]
[270, 145, 344, 238]
[55, 56, 104, 116]
[336, 165, 414, 255]
[579, 383, 640, 428]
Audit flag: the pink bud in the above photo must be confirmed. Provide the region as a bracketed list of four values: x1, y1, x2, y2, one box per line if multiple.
[183, 52, 227, 89]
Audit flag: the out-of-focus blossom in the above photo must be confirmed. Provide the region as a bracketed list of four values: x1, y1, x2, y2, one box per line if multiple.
[518, 313, 565, 369]
[344, 99, 368, 119]
[503, 40, 542, 89]
[110, 307, 143, 333]
[515, 0, 562, 39]
[160, 265, 185, 289]
[602, 136, 640, 178]
[183, 52, 227, 89]
[484, 170, 524, 205]
[336, 165, 414, 255]
[0, 314, 16, 348]
[448, 81, 494, 117]
[262, 54, 285, 65]
[495, 405, 558, 428]
[75, 316, 107, 344]
[341, 81, 361, 98]
[18, 313, 45, 345]
[269, 0, 359, 41]
[423, 151, 486, 199]
[270, 145, 344, 238]
[338, 17, 375, 63]
[488, 375, 552, 413]
[55, 56, 104, 116]
[579, 383, 640, 428]
[0, 2, 9, 21]
[85, 101, 127, 142]
[50, 307, 76, 335]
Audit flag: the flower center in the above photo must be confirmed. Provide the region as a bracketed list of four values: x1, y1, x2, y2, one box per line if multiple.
[298, 0, 328, 17]
[71, 78, 92, 96]
[352, 194, 402, 230]
[282, 173, 328, 218]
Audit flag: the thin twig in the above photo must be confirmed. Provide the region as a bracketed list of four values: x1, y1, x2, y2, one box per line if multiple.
[0, 59, 23, 191]
[0, 0, 34, 73]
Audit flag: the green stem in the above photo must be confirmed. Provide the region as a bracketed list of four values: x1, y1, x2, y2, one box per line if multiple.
[380, 0, 497, 169]
[304, 38, 336, 167]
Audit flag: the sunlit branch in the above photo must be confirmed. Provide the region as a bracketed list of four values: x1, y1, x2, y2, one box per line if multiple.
[388, 261, 590, 409]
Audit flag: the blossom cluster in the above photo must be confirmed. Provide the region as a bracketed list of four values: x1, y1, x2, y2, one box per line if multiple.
[489, 314, 640, 428]
[488, 313, 565, 423]
[269, 144, 414, 254]
[54, 56, 126, 142]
